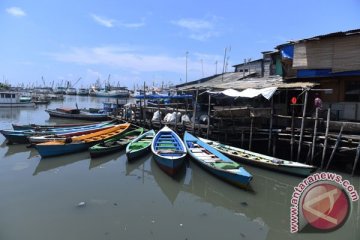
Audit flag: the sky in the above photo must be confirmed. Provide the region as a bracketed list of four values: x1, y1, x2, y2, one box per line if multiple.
[0, 0, 359, 89]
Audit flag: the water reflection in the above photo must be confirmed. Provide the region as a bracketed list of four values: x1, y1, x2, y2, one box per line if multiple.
[89, 152, 122, 170]
[0, 108, 21, 119]
[33, 152, 89, 175]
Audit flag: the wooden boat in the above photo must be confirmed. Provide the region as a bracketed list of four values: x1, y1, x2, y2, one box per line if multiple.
[1, 121, 115, 144]
[151, 126, 187, 176]
[12, 121, 111, 130]
[28, 124, 115, 144]
[89, 128, 144, 158]
[46, 108, 109, 121]
[34, 123, 130, 158]
[126, 130, 156, 160]
[184, 132, 252, 188]
[199, 137, 317, 177]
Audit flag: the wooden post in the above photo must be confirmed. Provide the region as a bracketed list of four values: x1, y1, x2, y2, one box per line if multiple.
[267, 97, 274, 154]
[352, 142, 360, 176]
[310, 107, 319, 164]
[241, 131, 244, 148]
[143, 82, 146, 126]
[207, 94, 211, 138]
[175, 103, 179, 133]
[297, 90, 308, 162]
[321, 108, 331, 169]
[192, 89, 199, 134]
[290, 106, 295, 161]
[158, 102, 162, 128]
[249, 117, 254, 151]
[326, 124, 344, 170]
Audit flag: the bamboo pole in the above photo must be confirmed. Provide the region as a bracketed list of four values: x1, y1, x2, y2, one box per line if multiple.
[310, 107, 319, 164]
[297, 90, 308, 162]
[267, 97, 274, 154]
[192, 89, 199, 134]
[143, 82, 146, 126]
[326, 124, 344, 170]
[321, 108, 331, 169]
[175, 103, 178, 133]
[207, 94, 211, 138]
[290, 106, 295, 161]
[249, 117, 254, 151]
[352, 142, 360, 176]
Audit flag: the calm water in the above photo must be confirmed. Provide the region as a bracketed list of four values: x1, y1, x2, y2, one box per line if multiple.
[0, 96, 359, 240]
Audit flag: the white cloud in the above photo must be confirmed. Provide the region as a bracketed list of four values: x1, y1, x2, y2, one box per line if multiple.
[90, 14, 115, 28]
[6, 7, 26, 17]
[171, 17, 220, 41]
[90, 14, 145, 29]
[172, 19, 213, 31]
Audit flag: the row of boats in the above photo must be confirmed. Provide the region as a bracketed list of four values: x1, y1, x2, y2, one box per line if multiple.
[0, 120, 317, 188]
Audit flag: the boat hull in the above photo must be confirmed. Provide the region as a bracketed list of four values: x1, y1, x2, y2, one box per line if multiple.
[126, 130, 155, 161]
[46, 109, 109, 121]
[35, 142, 91, 158]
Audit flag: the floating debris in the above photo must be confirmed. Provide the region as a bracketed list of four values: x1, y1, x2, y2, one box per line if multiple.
[240, 201, 248, 207]
[77, 201, 86, 207]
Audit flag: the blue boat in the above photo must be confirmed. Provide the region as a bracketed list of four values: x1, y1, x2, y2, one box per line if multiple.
[183, 132, 252, 188]
[151, 126, 186, 176]
[0, 121, 115, 144]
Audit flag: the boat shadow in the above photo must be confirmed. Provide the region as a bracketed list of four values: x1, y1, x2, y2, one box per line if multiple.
[32, 152, 90, 175]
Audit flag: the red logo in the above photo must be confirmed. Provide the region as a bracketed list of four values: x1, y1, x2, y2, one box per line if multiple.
[290, 97, 297, 104]
[301, 183, 350, 231]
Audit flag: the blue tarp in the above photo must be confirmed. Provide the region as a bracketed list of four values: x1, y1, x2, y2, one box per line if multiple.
[280, 44, 294, 59]
[134, 94, 193, 99]
[297, 69, 360, 78]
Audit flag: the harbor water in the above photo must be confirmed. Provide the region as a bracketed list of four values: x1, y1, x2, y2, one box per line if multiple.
[0, 96, 359, 240]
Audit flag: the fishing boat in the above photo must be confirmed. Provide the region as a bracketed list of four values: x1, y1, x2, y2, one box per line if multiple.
[126, 129, 156, 160]
[77, 88, 89, 96]
[35, 123, 130, 158]
[28, 124, 115, 144]
[1, 121, 115, 144]
[0, 92, 35, 108]
[12, 121, 109, 130]
[184, 132, 252, 188]
[151, 126, 186, 176]
[199, 137, 317, 177]
[65, 88, 77, 95]
[89, 128, 144, 158]
[46, 108, 109, 121]
[90, 88, 129, 98]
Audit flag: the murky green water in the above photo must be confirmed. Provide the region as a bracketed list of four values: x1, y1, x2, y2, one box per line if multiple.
[0, 96, 359, 240]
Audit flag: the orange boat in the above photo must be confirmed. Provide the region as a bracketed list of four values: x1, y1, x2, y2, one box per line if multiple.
[35, 123, 130, 157]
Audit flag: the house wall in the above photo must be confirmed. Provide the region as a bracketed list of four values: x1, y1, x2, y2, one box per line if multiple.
[234, 60, 263, 76]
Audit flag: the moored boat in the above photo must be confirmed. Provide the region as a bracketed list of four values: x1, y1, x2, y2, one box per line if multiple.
[151, 126, 186, 176]
[0, 92, 35, 108]
[46, 108, 109, 121]
[126, 129, 156, 160]
[199, 137, 317, 177]
[12, 121, 109, 130]
[184, 132, 252, 188]
[89, 128, 144, 158]
[35, 123, 131, 157]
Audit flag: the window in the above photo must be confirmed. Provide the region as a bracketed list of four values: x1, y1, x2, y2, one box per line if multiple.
[345, 81, 360, 102]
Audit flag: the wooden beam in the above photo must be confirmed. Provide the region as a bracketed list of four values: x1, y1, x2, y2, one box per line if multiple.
[321, 108, 331, 169]
[310, 107, 319, 164]
[297, 90, 309, 162]
[192, 89, 199, 134]
[326, 124, 344, 171]
[207, 94, 211, 138]
[267, 97, 274, 154]
[352, 142, 360, 176]
[249, 117, 254, 151]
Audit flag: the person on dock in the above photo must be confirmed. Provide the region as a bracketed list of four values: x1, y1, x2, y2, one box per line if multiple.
[314, 93, 323, 110]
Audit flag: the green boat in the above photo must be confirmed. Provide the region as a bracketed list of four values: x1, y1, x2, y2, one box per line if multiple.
[89, 128, 144, 158]
[126, 129, 156, 160]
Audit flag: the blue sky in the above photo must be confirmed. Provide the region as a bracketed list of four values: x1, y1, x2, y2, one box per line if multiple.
[0, 0, 359, 89]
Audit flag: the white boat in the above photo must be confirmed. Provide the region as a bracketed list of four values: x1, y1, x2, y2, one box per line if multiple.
[77, 88, 89, 96]
[0, 92, 35, 108]
[65, 88, 77, 95]
[91, 89, 129, 98]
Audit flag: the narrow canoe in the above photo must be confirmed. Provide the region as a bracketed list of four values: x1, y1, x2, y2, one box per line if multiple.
[126, 129, 156, 160]
[46, 109, 109, 121]
[151, 126, 186, 176]
[184, 132, 252, 188]
[12, 120, 113, 130]
[199, 137, 317, 177]
[1, 121, 116, 144]
[35, 123, 130, 158]
[89, 128, 144, 158]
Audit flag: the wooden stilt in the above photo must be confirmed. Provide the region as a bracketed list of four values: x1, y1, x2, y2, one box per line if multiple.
[290, 106, 295, 161]
[241, 131, 244, 148]
[297, 90, 308, 162]
[268, 97, 274, 154]
[352, 142, 360, 176]
[143, 82, 146, 125]
[175, 103, 179, 133]
[272, 135, 277, 157]
[249, 117, 254, 151]
[192, 88, 199, 134]
[207, 94, 211, 138]
[321, 108, 331, 169]
[310, 107, 319, 164]
[326, 124, 344, 171]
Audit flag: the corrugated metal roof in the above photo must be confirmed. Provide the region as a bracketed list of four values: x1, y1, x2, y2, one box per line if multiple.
[176, 72, 317, 91]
